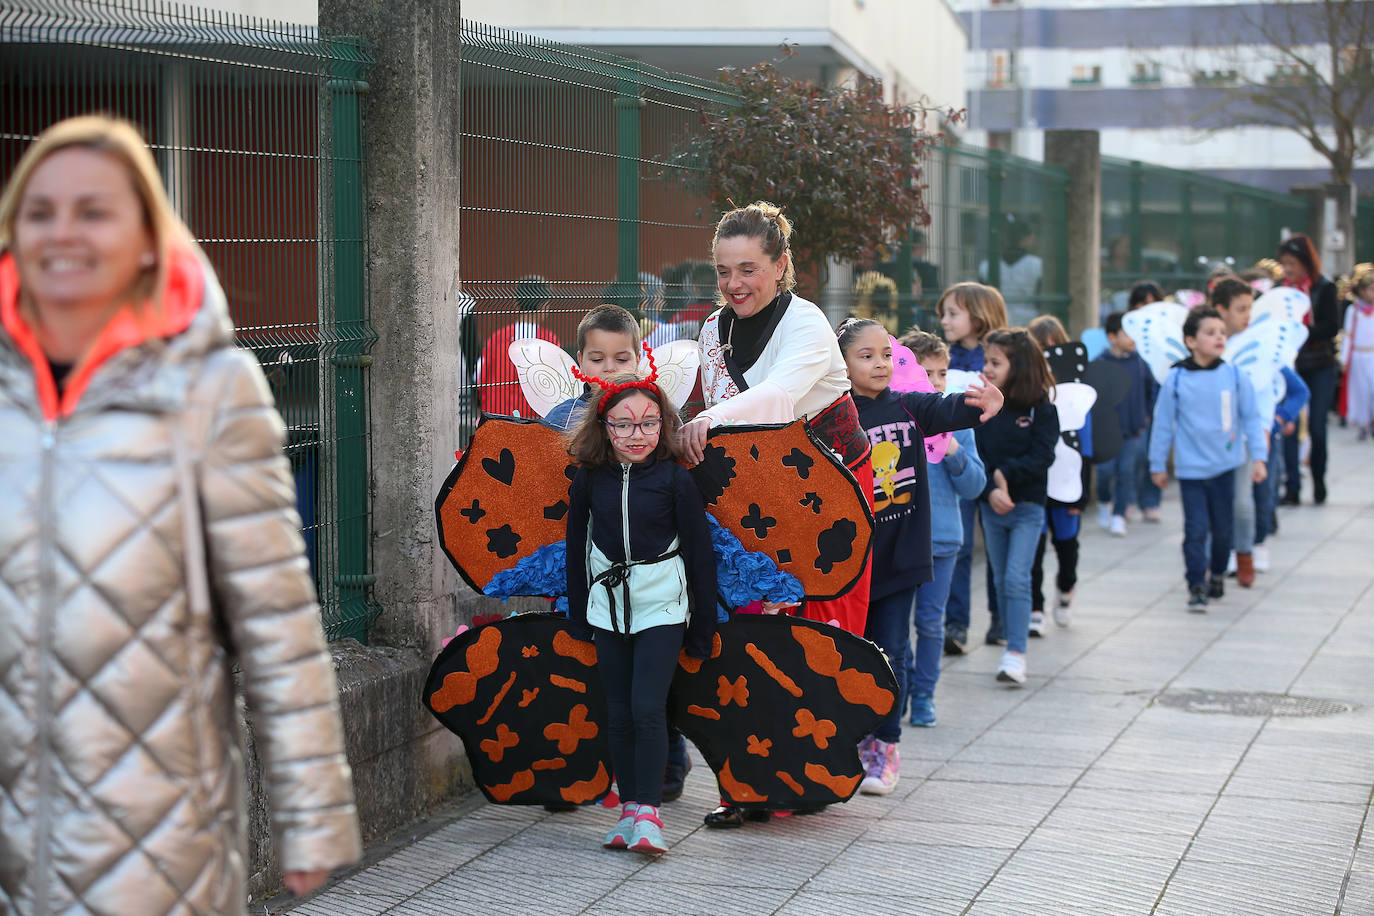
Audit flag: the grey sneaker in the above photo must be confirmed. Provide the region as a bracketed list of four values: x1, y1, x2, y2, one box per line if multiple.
[1187, 585, 1208, 613]
[1053, 590, 1073, 627]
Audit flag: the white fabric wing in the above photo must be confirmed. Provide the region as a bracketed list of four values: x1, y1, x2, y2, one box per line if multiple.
[1046, 438, 1084, 503]
[1122, 304, 1189, 385]
[509, 338, 579, 418]
[945, 369, 980, 394]
[1223, 316, 1308, 424]
[1050, 381, 1097, 431]
[643, 339, 700, 410]
[1251, 287, 1311, 325]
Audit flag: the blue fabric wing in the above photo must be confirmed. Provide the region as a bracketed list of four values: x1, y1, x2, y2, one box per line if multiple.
[481, 516, 804, 622]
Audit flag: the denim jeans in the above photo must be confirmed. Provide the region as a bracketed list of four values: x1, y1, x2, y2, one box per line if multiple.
[1138, 424, 1162, 510]
[905, 549, 956, 699]
[864, 585, 918, 743]
[981, 501, 1045, 655]
[1232, 443, 1255, 554]
[1179, 471, 1235, 587]
[1255, 430, 1282, 545]
[1096, 431, 1145, 517]
[947, 499, 998, 633]
[1284, 364, 1338, 498]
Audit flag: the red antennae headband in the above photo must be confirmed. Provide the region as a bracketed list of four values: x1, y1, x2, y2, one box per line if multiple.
[570, 344, 663, 414]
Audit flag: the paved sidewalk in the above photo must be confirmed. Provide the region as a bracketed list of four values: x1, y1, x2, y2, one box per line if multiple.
[267, 428, 1374, 915]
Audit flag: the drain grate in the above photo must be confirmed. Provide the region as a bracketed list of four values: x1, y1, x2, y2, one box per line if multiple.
[1153, 690, 1356, 717]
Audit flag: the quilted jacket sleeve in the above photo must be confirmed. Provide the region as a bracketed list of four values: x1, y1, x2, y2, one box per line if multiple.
[196, 348, 362, 873]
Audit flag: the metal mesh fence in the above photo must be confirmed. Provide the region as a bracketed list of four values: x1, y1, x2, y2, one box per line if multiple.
[0, 0, 380, 641]
[848, 143, 1071, 338]
[457, 21, 737, 436]
[1101, 156, 1311, 315]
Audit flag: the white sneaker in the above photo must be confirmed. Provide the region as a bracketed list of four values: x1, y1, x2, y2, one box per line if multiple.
[1053, 590, 1073, 627]
[996, 651, 1027, 685]
[1109, 515, 1127, 537]
[1252, 544, 1271, 572]
[1097, 506, 1111, 530]
[1029, 611, 1046, 638]
[1225, 551, 1238, 575]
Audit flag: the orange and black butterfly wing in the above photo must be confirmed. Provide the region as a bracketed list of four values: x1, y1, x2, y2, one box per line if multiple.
[435, 417, 576, 594]
[689, 421, 874, 601]
[423, 614, 613, 806]
[667, 614, 897, 809]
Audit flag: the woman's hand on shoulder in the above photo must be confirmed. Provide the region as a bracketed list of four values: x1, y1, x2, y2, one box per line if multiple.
[678, 415, 712, 466]
[963, 373, 1004, 422]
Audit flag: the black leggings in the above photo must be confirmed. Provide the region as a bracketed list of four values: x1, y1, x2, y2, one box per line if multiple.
[593, 624, 685, 807]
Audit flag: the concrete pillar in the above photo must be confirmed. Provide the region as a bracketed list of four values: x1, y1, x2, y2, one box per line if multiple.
[318, 0, 468, 651]
[1044, 130, 1101, 336]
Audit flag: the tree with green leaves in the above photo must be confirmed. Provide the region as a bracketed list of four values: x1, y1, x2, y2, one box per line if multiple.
[675, 54, 956, 293]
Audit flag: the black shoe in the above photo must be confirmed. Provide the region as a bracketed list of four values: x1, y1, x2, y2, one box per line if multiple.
[984, 628, 1006, 646]
[1187, 585, 1208, 613]
[543, 803, 577, 813]
[662, 731, 692, 803]
[1208, 576, 1225, 599]
[790, 804, 828, 815]
[943, 627, 968, 656]
[744, 808, 773, 822]
[1280, 492, 1300, 506]
[1314, 481, 1327, 505]
[704, 805, 744, 828]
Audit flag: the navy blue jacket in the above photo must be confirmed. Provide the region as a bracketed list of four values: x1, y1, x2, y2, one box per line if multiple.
[854, 388, 984, 598]
[975, 398, 1060, 506]
[566, 456, 717, 658]
[1094, 350, 1157, 439]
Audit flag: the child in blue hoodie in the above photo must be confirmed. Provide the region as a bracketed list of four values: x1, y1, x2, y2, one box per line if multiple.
[901, 332, 986, 727]
[1149, 306, 1269, 611]
[838, 318, 1002, 796]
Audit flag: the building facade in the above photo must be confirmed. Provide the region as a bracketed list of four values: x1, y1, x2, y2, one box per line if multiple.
[957, 0, 1373, 195]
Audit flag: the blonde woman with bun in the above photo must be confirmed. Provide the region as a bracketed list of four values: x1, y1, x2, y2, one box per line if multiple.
[681, 201, 877, 829]
[0, 116, 360, 913]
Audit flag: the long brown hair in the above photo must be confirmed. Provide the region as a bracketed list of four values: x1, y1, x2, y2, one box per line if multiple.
[984, 327, 1054, 410]
[565, 373, 684, 468]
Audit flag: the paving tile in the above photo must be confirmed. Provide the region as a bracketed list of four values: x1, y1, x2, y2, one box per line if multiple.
[1156, 859, 1344, 915]
[584, 880, 793, 915]
[975, 852, 1177, 910]
[774, 892, 967, 916]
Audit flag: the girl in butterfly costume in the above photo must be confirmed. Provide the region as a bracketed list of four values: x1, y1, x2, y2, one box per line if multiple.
[564, 356, 718, 855]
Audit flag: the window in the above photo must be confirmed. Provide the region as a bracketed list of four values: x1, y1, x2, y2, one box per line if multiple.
[987, 50, 1016, 88]
[1070, 64, 1101, 86]
[1192, 69, 1238, 87]
[1131, 61, 1161, 85]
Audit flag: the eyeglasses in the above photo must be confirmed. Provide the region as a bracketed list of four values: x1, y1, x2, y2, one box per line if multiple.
[605, 418, 662, 438]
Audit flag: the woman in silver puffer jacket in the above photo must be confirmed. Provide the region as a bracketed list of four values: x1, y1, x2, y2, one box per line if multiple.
[0, 116, 361, 914]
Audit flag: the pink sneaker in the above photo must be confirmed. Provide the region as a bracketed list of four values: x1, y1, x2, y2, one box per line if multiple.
[603, 802, 638, 849]
[859, 739, 899, 795]
[627, 805, 668, 855]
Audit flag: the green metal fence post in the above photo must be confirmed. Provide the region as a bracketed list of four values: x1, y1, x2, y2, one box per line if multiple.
[328, 37, 376, 643]
[613, 68, 644, 311]
[1180, 180, 1194, 275]
[1223, 192, 1237, 270]
[987, 148, 1004, 289]
[1128, 160, 1144, 275]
